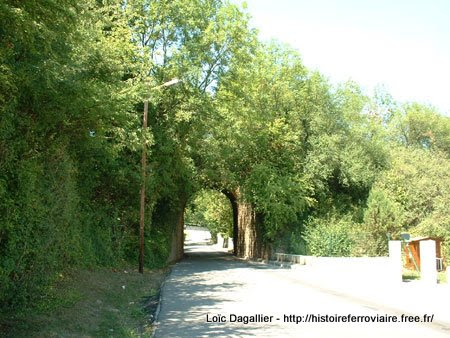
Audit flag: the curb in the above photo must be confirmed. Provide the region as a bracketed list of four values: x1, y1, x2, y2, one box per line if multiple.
[151, 268, 172, 338]
[233, 256, 295, 269]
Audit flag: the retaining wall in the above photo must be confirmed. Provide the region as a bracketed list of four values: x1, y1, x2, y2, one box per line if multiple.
[276, 253, 391, 282]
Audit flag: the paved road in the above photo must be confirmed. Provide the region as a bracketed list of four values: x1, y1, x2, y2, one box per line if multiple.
[154, 241, 450, 338]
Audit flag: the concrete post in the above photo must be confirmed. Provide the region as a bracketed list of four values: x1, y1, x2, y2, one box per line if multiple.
[217, 233, 224, 248]
[388, 241, 403, 283]
[420, 240, 437, 284]
[228, 238, 234, 251]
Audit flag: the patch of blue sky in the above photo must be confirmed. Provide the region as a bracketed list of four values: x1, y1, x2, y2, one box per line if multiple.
[232, 0, 450, 115]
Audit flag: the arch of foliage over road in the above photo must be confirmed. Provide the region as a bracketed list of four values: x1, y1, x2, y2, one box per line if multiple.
[1, 0, 449, 312]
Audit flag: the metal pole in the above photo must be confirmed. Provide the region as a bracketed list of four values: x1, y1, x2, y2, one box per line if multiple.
[139, 99, 148, 274]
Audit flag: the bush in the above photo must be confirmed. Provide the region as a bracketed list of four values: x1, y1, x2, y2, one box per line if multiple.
[363, 147, 450, 258]
[363, 187, 403, 256]
[304, 215, 356, 257]
[0, 146, 84, 311]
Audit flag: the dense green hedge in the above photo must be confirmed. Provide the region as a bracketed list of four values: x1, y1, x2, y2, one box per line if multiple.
[0, 141, 173, 311]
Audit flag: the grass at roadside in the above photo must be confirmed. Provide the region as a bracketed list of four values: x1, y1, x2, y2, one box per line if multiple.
[1, 267, 168, 337]
[438, 270, 447, 283]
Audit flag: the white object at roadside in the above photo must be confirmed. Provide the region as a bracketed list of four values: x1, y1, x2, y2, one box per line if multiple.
[420, 240, 437, 284]
[388, 241, 402, 284]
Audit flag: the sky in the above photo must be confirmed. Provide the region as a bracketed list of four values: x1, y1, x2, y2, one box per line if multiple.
[234, 0, 450, 115]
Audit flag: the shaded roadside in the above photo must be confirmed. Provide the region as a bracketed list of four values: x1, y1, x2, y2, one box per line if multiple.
[1, 267, 167, 337]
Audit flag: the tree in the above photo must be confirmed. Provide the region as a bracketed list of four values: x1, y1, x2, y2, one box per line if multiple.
[197, 42, 340, 258]
[364, 147, 450, 257]
[388, 103, 450, 155]
[122, 0, 255, 261]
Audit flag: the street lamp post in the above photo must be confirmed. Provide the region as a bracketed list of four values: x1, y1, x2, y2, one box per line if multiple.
[139, 78, 181, 274]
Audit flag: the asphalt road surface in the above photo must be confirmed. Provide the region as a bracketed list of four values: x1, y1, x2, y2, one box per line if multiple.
[154, 240, 450, 338]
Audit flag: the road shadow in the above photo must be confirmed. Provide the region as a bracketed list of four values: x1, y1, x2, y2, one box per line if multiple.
[154, 243, 280, 337]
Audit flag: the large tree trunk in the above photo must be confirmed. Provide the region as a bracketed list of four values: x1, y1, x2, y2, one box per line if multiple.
[222, 190, 239, 256]
[223, 189, 270, 260]
[236, 202, 269, 259]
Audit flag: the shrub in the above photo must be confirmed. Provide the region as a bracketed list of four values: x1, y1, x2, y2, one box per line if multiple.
[304, 215, 356, 257]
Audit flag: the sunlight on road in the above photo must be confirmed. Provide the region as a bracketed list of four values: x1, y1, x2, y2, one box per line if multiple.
[184, 226, 211, 245]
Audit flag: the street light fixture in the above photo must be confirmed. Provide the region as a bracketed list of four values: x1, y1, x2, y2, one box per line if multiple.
[139, 77, 181, 274]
